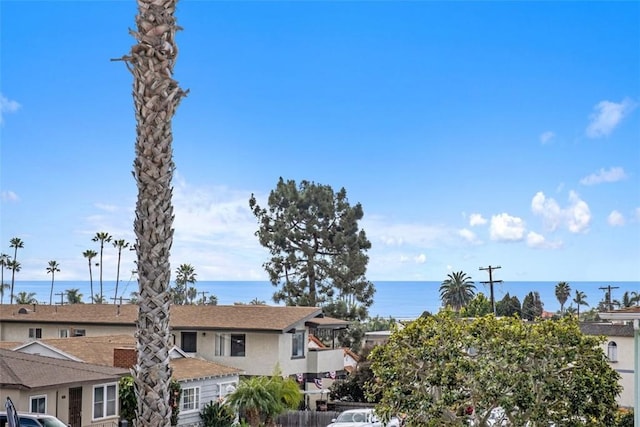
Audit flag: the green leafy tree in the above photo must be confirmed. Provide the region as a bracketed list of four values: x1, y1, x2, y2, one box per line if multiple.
[200, 400, 236, 427]
[521, 291, 543, 320]
[330, 346, 380, 403]
[368, 312, 621, 427]
[119, 376, 136, 424]
[172, 263, 197, 305]
[573, 289, 589, 319]
[439, 271, 475, 312]
[9, 237, 24, 304]
[495, 293, 522, 317]
[0, 253, 10, 304]
[16, 291, 37, 304]
[83, 249, 98, 303]
[555, 281, 571, 314]
[460, 292, 492, 317]
[92, 232, 113, 302]
[46, 260, 61, 305]
[112, 239, 130, 304]
[66, 288, 83, 304]
[249, 178, 374, 317]
[121, 0, 187, 422]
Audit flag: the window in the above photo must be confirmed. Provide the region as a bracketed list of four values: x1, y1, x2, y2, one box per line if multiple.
[292, 331, 305, 358]
[93, 383, 117, 419]
[231, 334, 246, 357]
[181, 331, 197, 353]
[59, 329, 69, 338]
[28, 328, 42, 339]
[607, 341, 618, 362]
[30, 395, 46, 413]
[215, 333, 227, 356]
[181, 387, 200, 412]
[73, 328, 86, 337]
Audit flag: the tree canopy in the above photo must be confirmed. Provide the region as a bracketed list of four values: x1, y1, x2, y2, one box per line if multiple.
[250, 178, 374, 319]
[368, 313, 621, 427]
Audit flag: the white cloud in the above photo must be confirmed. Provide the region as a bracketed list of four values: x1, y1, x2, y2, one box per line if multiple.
[531, 191, 591, 233]
[586, 98, 636, 138]
[459, 228, 482, 245]
[580, 167, 628, 185]
[489, 213, 526, 242]
[1, 190, 19, 202]
[469, 213, 487, 226]
[0, 93, 21, 124]
[607, 210, 625, 227]
[363, 216, 454, 249]
[415, 253, 427, 264]
[526, 231, 562, 249]
[540, 131, 555, 144]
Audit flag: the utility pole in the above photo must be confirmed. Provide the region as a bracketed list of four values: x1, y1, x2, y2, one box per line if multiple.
[200, 291, 209, 305]
[479, 265, 502, 315]
[599, 285, 620, 311]
[55, 292, 65, 306]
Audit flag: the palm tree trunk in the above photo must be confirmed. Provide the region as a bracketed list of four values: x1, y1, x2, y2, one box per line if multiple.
[115, 248, 122, 304]
[124, 0, 186, 425]
[89, 260, 94, 304]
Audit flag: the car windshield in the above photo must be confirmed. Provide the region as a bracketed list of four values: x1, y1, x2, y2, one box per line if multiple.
[37, 416, 68, 427]
[336, 411, 369, 422]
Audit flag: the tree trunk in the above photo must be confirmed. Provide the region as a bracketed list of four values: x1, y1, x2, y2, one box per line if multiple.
[126, 0, 186, 425]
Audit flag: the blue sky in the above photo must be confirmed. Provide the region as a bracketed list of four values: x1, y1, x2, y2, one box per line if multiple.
[1, 1, 639, 284]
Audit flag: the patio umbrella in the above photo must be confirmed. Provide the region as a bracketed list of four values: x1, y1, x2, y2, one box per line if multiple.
[5, 397, 20, 427]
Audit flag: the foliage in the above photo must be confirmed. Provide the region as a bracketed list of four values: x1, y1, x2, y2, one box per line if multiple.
[9, 237, 24, 304]
[439, 271, 475, 312]
[521, 291, 543, 320]
[227, 369, 302, 427]
[112, 239, 130, 304]
[92, 231, 112, 302]
[249, 178, 374, 318]
[169, 379, 182, 426]
[15, 291, 37, 304]
[82, 249, 98, 303]
[330, 346, 380, 403]
[368, 312, 621, 427]
[65, 288, 83, 304]
[614, 408, 634, 427]
[200, 400, 236, 427]
[460, 292, 492, 317]
[573, 289, 589, 318]
[172, 263, 197, 305]
[621, 291, 640, 308]
[118, 376, 136, 424]
[46, 260, 60, 305]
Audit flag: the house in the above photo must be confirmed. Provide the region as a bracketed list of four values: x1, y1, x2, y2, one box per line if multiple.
[0, 347, 128, 427]
[579, 322, 635, 408]
[9, 334, 242, 427]
[599, 306, 640, 427]
[0, 304, 349, 392]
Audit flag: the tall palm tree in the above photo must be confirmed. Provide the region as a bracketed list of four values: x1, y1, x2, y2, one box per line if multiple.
[573, 290, 589, 319]
[555, 281, 571, 314]
[66, 288, 83, 304]
[15, 291, 37, 304]
[46, 260, 61, 305]
[92, 232, 113, 303]
[173, 263, 197, 305]
[621, 291, 640, 308]
[439, 271, 476, 312]
[7, 260, 21, 303]
[9, 237, 24, 304]
[121, 0, 186, 423]
[112, 239, 130, 304]
[0, 253, 11, 304]
[83, 249, 98, 303]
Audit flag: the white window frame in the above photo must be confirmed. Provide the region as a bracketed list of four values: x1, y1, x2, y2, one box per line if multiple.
[607, 341, 618, 362]
[181, 386, 201, 412]
[292, 330, 305, 358]
[28, 328, 42, 339]
[93, 383, 117, 420]
[30, 395, 47, 414]
[59, 329, 69, 338]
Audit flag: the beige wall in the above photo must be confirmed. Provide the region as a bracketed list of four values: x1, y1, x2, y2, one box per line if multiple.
[0, 321, 134, 342]
[601, 335, 635, 408]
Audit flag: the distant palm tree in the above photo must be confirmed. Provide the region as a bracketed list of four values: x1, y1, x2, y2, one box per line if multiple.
[0, 253, 11, 304]
[46, 260, 61, 305]
[16, 291, 37, 304]
[555, 281, 571, 314]
[573, 290, 589, 319]
[439, 271, 476, 312]
[83, 249, 98, 303]
[93, 294, 106, 304]
[92, 232, 113, 303]
[112, 239, 130, 304]
[621, 291, 640, 308]
[173, 263, 197, 305]
[7, 260, 21, 303]
[9, 237, 24, 304]
[66, 288, 83, 304]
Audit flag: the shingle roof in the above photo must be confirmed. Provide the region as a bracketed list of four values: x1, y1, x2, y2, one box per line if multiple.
[579, 322, 635, 337]
[0, 348, 128, 390]
[0, 304, 327, 331]
[14, 335, 243, 381]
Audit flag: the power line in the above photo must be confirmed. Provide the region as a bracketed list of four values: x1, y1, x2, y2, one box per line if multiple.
[479, 265, 503, 315]
[598, 285, 620, 311]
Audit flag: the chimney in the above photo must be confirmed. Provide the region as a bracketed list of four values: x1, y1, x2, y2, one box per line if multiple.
[113, 347, 137, 369]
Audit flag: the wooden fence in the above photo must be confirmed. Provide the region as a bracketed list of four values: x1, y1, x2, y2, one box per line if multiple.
[275, 410, 340, 427]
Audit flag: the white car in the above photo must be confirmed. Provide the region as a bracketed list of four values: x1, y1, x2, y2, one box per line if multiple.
[327, 408, 400, 427]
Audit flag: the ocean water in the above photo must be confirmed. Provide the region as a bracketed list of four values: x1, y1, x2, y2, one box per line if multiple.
[5, 280, 639, 320]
